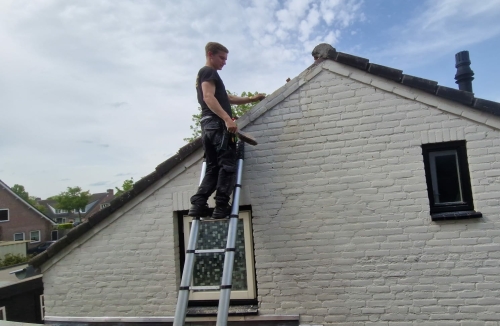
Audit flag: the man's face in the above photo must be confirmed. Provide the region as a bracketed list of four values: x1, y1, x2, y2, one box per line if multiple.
[209, 51, 228, 70]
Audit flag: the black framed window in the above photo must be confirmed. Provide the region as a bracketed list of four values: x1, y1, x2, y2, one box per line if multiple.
[0, 209, 8, 222]
[422, 141, 481, 220]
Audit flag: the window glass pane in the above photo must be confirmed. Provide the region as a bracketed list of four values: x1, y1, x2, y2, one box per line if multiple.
[30, 231, 40, 242]
[0, 210, 8, 221]
[431, 151, 462, 203]
[14, 233, 24, 241]
[192, 219, 247, 291]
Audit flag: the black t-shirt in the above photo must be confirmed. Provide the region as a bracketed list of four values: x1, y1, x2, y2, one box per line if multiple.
[196, 66, 232, 119]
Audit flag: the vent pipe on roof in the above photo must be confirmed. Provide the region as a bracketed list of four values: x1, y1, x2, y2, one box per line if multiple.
[455, 51, 474, 93]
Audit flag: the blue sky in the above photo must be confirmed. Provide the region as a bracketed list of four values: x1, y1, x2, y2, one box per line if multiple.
[1, 0, 499, 198]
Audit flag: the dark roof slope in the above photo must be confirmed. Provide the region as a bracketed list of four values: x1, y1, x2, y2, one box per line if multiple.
[312, 43, 500, 116]
[29, 138, 202, 268]
[29, 45, 500, 269]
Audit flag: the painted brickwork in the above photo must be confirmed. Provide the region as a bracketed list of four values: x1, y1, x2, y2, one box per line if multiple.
[43, 63, 500, 325]
[42, 160, 202, 316]
[243, 68, 500, 325]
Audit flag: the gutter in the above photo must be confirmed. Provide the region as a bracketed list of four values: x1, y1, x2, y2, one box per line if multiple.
[10, 265, 40, 279]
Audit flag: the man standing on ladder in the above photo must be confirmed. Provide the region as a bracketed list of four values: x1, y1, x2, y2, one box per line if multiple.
[188, 42, 265, 219]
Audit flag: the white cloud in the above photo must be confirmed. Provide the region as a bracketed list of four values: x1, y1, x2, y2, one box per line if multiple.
[0, 0, 363, 198]
[299, 4, 321, 41]
[276, 0, 313, 31]
[376, 0, 500, 61]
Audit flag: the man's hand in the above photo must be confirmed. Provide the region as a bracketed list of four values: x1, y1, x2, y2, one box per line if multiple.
[250, 93, 266, 102]
[225, 118, 238, 134]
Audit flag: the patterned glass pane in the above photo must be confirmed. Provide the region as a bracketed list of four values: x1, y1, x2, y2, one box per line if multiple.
[192, 219, 247, 291]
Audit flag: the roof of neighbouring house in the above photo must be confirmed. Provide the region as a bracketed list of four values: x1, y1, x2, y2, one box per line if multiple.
[25, 44, 500, 272]
[0, 180, 56, 225]
[38, 191, 115, 220]
[0, 264, 42, 289]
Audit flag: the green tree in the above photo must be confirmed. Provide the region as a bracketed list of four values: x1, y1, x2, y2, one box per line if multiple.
[12, 184, 29, 201]
[11, 184, 47, 213]
[115, 178, 134, 197]
[55, 187, 91, 220]
[184, 90, 264, 143]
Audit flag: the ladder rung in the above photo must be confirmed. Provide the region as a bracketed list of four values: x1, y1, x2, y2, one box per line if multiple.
[190, 285, 220, 291]
[195, 249, 225, 254]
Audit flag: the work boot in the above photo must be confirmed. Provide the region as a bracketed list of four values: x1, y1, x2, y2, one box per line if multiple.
[211, 204, 231, 219]
[188, 204, 211, 217]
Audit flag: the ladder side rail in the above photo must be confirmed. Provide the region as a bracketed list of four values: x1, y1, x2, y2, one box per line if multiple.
[173, 160, 206, 326]
[217, 142, 245, 326]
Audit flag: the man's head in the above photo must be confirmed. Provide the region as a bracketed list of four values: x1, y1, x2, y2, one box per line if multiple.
[205, 42, 229, 70]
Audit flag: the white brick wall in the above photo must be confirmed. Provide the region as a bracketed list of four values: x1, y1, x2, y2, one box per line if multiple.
[244, 69, 500, 325]
[43, 161, 203, 317]
[43, 66, 500, 325]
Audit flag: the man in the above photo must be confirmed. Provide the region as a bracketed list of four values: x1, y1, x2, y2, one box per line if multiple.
[188, 42, 265, 219]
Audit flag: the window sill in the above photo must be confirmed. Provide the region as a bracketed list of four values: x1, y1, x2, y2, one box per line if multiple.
[187, 305, 258, 316]
[431, 210, 482, 221]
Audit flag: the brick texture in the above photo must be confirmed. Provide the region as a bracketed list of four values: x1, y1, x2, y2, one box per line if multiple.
[0, 187, 54, 248]
[43, 68, 500, 325]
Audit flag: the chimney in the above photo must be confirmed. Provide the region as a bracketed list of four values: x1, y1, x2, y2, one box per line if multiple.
[454, 51, 474, 93]
[107, 189, 114, 196]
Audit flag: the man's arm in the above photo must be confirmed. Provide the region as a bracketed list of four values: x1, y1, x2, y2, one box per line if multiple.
[228, 93, 266, 105]
[201, 81, 238, 133]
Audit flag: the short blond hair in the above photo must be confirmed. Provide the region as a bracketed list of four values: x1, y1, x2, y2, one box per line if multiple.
[205, 42, 229, 56]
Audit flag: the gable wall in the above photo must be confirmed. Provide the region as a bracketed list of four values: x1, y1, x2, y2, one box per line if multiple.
[42, 67, 500, 325]
[241, 69, 500, 325]
[0, 188, 53, 246]
[42, 159, 203, 317]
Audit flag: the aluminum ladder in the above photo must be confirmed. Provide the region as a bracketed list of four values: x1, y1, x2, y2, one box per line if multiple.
[174, 141, 245, 326]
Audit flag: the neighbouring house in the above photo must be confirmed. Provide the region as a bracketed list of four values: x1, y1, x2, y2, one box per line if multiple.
[0, 180, 57, 251]
[37, 189, 115, 224]
[16, 44, 500, 325]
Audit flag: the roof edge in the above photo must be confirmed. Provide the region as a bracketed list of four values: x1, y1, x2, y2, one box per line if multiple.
[313, 44, 500, 118]
[28, 138, 203, 268]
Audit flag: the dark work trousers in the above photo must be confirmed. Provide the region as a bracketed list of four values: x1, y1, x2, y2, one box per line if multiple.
[190, 117, 236, 207]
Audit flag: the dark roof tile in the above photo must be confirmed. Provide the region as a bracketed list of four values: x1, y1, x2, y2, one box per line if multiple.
[435, 86, 475, 105]
[65, 221, 92, 241]
[87, 206, 112, 228]
[156, 138, 202, 175]
[401, 74, 438, 94]
[473, 98, 500, 116]
[29, 252, 48, 267]
[367, 63, 403, 82]
[133, 171, 161, 194]
[46, 236, 71, 259]
[335, 52, 369, 70]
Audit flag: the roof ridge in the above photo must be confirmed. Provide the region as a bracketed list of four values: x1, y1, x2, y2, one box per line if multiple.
[311, 44, 500, 116]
